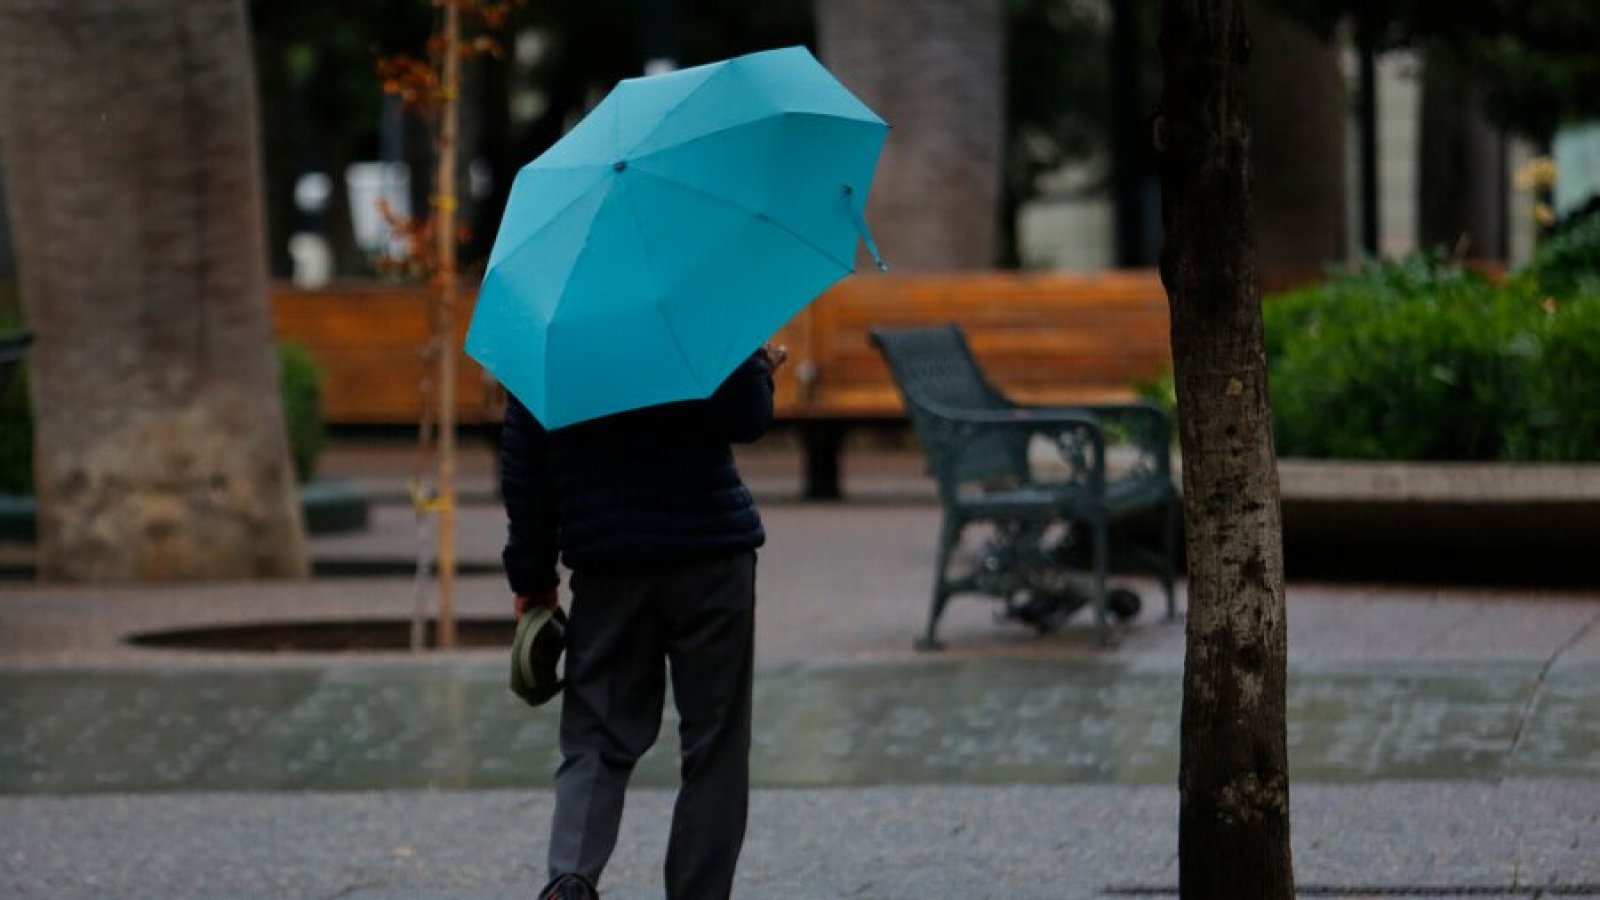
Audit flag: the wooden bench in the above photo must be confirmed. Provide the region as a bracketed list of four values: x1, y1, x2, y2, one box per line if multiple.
[270, 271, 1175, 496]
[765, 271, 1173, 497]
[270, 283, 499, 425]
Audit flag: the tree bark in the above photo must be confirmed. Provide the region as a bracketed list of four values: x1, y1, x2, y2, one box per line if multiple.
[815, 0, 1004, 271]
[1157, 2, 1294, 898]
[0, 0, 308, 580]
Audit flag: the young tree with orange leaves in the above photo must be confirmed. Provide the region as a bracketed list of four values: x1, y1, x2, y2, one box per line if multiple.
[377, 0, 520, 648]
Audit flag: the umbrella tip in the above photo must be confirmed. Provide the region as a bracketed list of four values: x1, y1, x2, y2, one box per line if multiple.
[843, 185, 887, 272]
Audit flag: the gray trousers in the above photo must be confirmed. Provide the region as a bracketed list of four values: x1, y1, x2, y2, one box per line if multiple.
[548, 551, 757, 899]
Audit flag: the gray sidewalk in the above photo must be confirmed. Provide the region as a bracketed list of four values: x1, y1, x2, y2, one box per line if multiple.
[7, 783, 1600, 899]
[2, 440, 1599, 898]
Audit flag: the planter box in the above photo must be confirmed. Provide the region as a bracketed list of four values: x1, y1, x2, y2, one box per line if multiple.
[1276, 461, 1600, 585]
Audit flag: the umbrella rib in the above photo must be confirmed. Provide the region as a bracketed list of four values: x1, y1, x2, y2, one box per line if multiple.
[620, 60, 737, 159]
[628, 110, 884, 170]
[488, 170, 610, 272]
[615, 177, 708, 395]
[629, 167, 858, 273]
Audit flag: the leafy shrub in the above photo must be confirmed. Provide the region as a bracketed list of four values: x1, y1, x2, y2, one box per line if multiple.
[0, 289, 29, 493]
[0, 342, 326, 495]
[277, 342, 325, 484]
[1262, 254, 1600, 461]
[1531, 204, 1600, 297]
[1133, 369, 1175, 418]
[0, 364, 32, 494]
[1512, 293, 1600, 460]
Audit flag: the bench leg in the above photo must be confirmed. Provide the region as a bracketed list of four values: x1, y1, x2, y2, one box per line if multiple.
[1161, 495, 1179, 620]
[916, 514, 962, 651]
[799, 423, 846, 501]
[1089, 516, 1117, 648]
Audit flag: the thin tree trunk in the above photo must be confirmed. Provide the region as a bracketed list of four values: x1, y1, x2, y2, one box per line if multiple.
[0, 0, 307, 581]
[816, 0, 1004, 271]
[1157, 2, 1294, 898]
[433, 1, 462, 648]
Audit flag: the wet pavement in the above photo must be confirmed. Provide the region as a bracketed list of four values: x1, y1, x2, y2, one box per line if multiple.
[3, 439, 1600, 898]
[3, 657, 1600, 795]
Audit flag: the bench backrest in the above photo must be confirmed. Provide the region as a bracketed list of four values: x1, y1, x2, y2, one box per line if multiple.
[870, 324, 1031, 490]
[269, 271, 1179, 426]
[769, 271, 1173, 418]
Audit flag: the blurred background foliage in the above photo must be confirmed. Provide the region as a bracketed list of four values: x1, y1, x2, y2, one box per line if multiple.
[1140, 205, 1600, 462]
[277, 343, 326, 484]
[248, 0, 1132, 278]
[1267, 0, 1600, 143]
[0, 285, 29, 493]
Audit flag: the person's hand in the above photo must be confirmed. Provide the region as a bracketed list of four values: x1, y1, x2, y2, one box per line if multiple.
[759, 343, 789, 371]
[514, 589, 559, 616]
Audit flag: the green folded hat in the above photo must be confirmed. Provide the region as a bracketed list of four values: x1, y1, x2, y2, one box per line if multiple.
[510, 605, 567, 708]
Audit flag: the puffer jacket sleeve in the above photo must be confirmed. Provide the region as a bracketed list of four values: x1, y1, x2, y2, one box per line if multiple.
[499, 395, 560, 597]
[698, 352, 775, 444]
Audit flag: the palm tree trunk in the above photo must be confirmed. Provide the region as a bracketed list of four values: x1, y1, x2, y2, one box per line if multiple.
[1158, 1, 1294, 897]
[815, 0, 1004, 271]
[1418, 61, 1507, 260]
[1246, 0, 1347, 273]
[0, 0, 308, 580]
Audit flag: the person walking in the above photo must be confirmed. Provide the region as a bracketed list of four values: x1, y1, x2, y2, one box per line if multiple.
[500, 344, 787, 900]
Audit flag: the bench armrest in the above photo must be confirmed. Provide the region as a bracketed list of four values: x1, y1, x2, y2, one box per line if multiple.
[1014, 399, 1172, 479]
[912, 399, 1109, 493]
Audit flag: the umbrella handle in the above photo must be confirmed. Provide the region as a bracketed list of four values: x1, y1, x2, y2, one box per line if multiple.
[843, 185, 889, 272]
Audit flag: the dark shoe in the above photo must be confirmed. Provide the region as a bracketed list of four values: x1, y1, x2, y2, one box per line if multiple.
[538, 873, 597, 900]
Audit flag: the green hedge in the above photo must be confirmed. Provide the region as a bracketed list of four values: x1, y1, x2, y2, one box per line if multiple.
[278, 342, 326, 484]
[0, 342, 326, 494]
[1137, 246, 1600, 462]
[1531, 203, 1600, 298]
[0, 364, 31, 493]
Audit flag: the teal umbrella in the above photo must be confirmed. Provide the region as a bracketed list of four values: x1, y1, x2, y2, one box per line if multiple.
[465, 46, 888, 429]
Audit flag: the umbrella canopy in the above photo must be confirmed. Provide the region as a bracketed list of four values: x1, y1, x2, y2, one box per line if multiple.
[465, 46, 888, 429]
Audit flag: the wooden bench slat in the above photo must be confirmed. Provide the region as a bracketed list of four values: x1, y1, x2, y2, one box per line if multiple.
[270, 271, 1174, 426]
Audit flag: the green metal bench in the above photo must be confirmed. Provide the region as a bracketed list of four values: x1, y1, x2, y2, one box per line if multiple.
[869, 324, 1178, 649]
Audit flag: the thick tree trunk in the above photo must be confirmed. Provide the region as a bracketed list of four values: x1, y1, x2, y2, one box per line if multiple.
[815, 0, 1004, 271]
[1246, 0, 1346, 272]
[0, 0, 308, 580]
[1418, 61, 1507, 260]
[1157, 2, 1294, 898]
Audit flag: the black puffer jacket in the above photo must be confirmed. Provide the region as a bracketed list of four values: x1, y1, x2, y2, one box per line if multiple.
[499, 353, 773, 597]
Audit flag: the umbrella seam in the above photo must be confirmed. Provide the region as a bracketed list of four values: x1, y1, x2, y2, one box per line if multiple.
[629, 167, 859, 273]
[619, 57, 739, 160]
[487, 170, 611, 274]
[615, 174, 708, 396]
[540, 176, 632, 423]
[628, 110, 886, 172]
